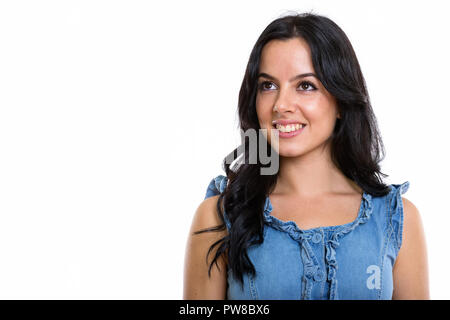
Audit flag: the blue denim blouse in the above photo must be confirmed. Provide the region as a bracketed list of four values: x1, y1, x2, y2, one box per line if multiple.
[204, 175, 410, 300]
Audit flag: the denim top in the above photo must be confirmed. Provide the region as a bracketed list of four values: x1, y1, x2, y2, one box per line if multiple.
[204, 175, 410, 300]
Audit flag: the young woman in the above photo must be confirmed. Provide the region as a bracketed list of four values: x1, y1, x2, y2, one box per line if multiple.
[183, 12, 429, 300]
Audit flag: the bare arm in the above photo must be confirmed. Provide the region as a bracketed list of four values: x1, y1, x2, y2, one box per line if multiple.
[392, 197, 430, 299]
[183, 195, 228, 299]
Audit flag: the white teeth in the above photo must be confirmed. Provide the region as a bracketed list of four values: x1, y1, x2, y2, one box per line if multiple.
[275, 123, 304, 132]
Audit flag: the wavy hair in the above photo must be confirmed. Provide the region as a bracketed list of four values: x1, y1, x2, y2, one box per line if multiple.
[194, 11, 391, 289]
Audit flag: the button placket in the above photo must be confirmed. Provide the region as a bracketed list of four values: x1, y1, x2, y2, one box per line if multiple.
[310, 231, 325, 283]
[300, 236, 327, 298]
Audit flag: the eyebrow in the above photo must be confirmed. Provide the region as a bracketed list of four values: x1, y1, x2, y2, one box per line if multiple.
[257, 72, 318, 82]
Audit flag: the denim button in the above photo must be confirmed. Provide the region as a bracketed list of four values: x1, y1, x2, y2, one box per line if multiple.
[305, 266, 315, 278]
[312, 233, 322, 243]
[314, 270, 325, 282]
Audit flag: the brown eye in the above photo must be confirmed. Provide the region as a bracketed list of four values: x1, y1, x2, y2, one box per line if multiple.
[259, 81, 276, 91]
[299, 81, 317, 91]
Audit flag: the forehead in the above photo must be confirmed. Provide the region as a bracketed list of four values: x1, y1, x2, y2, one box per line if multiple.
[259, 37, 314, 74]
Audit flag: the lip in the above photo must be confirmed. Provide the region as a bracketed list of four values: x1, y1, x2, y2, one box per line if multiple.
[274, 125, 306, 138]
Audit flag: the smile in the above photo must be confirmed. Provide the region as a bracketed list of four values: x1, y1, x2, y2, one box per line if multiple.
[274, 123, 305, 132]
[272, 123, 306, 138]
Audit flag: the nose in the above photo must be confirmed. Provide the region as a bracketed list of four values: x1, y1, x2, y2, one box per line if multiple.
[274, 104, 294, 113]
[273, 90, 295, 113]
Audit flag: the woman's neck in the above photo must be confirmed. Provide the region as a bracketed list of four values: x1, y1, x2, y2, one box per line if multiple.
[273, 144, 361, 198]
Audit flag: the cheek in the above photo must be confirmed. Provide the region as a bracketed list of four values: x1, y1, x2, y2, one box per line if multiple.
[303, 98, 337, 125]
[256, 100, 273, 127]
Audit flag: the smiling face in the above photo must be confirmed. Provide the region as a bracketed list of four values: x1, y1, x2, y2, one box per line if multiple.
[256, 37, 340, 157]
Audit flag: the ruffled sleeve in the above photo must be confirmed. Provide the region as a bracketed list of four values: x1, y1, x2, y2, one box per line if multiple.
[204, 175, 228, 199]
[204, 175, 231, 230]
[389, 181, 410, 255]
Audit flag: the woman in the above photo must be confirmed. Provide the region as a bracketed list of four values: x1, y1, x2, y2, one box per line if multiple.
[183, 12, 429, 300]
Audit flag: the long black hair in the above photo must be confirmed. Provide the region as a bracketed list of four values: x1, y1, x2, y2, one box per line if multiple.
[194, 11, 391, 288]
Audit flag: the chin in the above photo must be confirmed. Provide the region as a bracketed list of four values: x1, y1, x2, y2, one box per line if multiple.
[278, 146, 305, 158]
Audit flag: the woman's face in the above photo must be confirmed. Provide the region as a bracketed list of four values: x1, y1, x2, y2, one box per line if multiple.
[256, 37, 340, 157]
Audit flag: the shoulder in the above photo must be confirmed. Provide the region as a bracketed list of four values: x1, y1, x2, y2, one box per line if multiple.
[184, 195, 228, 299]
[192, 195, 224, 232]
[399, 197, 427, 259]
[401, 197, 421, 229]
[392, 196, 429, 299]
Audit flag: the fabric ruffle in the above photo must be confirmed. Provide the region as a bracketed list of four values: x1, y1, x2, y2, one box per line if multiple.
[388, 181, 410, 255]
[204, 175, 228, 199]
[204, 175, 230, 230]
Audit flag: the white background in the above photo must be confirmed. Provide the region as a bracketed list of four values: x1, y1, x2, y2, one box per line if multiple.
[0, 0, 448, 299]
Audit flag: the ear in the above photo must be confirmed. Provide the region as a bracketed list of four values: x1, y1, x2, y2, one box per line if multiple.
[337, 112, 341, 119]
